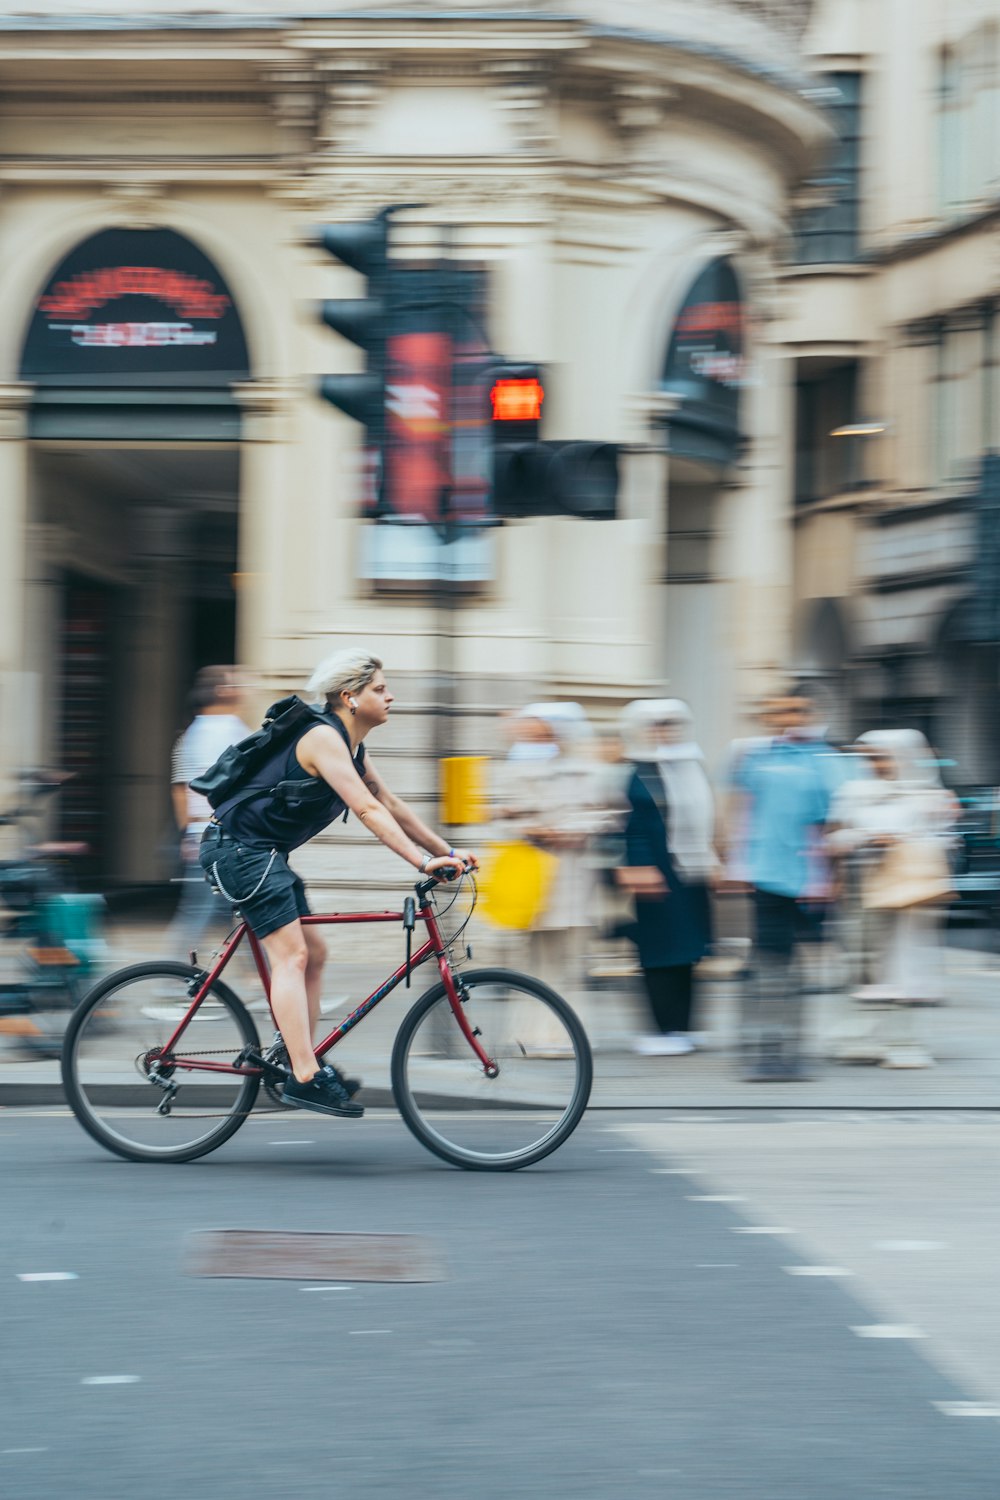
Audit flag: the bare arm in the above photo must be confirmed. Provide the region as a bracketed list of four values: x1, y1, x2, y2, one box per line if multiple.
[360, 753, 454, 858]
[297, 726, 437, 870]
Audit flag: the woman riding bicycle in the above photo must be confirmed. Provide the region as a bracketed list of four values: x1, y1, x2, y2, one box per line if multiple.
[198, 650, 477, 1119]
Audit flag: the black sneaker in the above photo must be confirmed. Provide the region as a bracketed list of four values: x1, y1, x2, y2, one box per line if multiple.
[283, 1065, 365, 1119]
[269, 1044, 361, 1099]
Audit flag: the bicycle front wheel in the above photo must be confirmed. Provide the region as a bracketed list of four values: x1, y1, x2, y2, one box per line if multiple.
[61, 961, 261, 1163]
[391, 967, 592, 1170]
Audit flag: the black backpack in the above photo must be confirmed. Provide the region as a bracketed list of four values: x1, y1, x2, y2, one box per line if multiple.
[189, 695, 339, 819]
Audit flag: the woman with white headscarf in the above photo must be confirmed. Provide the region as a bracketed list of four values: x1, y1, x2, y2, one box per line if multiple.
[618, 700, 720, 1055]
[495, 702, 601, 1044]
[826, 729, 957, 1066]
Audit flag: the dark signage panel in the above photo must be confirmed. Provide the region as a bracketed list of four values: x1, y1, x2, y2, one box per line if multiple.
[21, 229, 251, 385]
[369, 265, 492, 530]
[661, 257, 745, 469]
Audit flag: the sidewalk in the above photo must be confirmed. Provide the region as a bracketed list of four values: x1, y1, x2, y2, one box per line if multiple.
[2, 915, 998, 1109]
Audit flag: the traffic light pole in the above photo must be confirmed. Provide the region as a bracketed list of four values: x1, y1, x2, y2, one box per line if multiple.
[433, 225, 459, 826]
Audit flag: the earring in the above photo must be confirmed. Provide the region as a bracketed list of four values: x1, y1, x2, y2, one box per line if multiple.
[349, 705, 356, 716]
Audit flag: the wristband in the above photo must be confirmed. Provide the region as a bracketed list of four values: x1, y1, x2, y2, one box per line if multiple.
[448, 847, 458, 860]
[419, 856, 431, 874]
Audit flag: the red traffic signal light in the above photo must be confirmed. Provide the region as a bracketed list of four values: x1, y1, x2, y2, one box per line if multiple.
[490, 376, 544, 423]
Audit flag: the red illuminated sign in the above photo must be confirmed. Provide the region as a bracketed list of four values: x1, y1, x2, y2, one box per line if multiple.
[38, 266, 230, 321]
[490, 378, 544, 423]
[21, 228, 250, 385]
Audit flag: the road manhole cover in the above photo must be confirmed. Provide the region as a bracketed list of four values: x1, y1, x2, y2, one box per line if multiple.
[184, 1230, 445, 1282]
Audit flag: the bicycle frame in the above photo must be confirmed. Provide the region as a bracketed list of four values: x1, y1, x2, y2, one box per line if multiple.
[155, 887, 496, 1078]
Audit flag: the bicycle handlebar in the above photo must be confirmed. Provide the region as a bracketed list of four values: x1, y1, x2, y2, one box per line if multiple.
[414, 864, 474, 902]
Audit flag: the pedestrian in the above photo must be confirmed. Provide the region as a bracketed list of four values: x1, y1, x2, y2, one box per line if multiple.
[826, 729, 957, 1068]
[165, 666, 252, 960]
[494, 702, 601, 1048]
[727, 685, 840, 1080]
[617, 699, 720, 1056]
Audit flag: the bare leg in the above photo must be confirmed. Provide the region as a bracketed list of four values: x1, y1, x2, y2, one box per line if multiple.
[303, 926, 328, 1042]
[261, 920, 319, 1084]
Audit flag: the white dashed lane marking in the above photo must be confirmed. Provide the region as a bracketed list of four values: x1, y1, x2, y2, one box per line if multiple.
[851, 1325, 926, 1340]
[732, 1226, 792, 1236]
[783, 1266, 855, 1278]
[17, 1272, 78, 1282]
[934, 1402, 1000, 1417]
[874, 1241, 946, 1252]
[81, 1375, 141, 1385]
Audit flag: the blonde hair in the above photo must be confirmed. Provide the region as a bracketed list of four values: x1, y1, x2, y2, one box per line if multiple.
[307, 649, 383, 707]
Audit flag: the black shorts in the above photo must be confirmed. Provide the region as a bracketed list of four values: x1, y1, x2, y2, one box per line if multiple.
[199, 825, 310, 939]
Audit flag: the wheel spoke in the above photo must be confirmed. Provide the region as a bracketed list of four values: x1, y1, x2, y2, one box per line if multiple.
[62, 962, 259, 1162]
[392, 970, 591, 1169]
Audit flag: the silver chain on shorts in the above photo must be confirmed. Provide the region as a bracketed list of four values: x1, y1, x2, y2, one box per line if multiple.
[211, 848, 278, 906]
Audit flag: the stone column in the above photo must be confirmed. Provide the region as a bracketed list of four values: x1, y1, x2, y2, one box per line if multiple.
[626, 393, 676, 690]
[0, 384, 33, 817]
[232, 379, 299, 681]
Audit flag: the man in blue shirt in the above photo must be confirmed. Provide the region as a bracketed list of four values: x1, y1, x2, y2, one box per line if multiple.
[730, 687, 842, 1080]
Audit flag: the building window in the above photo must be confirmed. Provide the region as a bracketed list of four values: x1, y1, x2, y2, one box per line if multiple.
[931, 320, 986, 486]
[988, 305, 1000, 452]
[793, 73, 862, 264]
[794, 360, 859, 504]
[937, 30, 1000, 218]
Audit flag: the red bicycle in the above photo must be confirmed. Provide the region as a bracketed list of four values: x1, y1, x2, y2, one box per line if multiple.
[61, 871, 592, 1171]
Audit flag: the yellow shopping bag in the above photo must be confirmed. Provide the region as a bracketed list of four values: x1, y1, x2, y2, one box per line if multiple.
[477, 841, 558, 931]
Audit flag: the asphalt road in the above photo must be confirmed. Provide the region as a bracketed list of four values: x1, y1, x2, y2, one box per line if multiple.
[2, 1108, 998, 1500]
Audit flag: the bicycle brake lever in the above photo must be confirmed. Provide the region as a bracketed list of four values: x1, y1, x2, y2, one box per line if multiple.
[403, 897, 415, 987]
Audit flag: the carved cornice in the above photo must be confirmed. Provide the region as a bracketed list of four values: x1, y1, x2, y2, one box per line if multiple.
[612, 78, 676, 143]
[262, 65, 318, 152]
[481, 57, 554, 153]
[316, 56, 386, 155]
[280, 165, 557, 221]
[103, 179, 168, 229]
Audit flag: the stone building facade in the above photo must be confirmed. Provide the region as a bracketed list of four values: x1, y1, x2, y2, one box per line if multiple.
[0, 0, 827, 894]
[785, 0, 1000, 783]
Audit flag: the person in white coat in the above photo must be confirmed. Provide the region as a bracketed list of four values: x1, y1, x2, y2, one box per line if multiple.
[495, 703, 601, 1046]
[826, 729, 957, 1067]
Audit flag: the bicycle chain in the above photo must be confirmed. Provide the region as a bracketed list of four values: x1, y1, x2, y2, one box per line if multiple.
[143, 1047, 290, 1117]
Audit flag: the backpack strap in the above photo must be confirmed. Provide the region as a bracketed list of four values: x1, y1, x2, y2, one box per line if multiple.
[324, 713, 366, 821]
[214, 709, 365, 826]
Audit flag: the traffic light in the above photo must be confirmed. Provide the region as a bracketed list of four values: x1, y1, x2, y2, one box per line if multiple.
[489, 364, 620, 520]
[314, 209, 393, 489]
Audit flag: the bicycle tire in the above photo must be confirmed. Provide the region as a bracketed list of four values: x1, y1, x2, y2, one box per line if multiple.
[391, 967, 592, 1171]
[61, 960, 261, 1164]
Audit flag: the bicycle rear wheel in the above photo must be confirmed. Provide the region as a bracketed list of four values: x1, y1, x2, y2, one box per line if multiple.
[391, 967, 592, 1170]
[61, 961, 261, 1163]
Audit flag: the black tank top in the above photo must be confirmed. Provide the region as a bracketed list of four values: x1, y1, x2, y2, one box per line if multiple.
[221, 713, 367, 853]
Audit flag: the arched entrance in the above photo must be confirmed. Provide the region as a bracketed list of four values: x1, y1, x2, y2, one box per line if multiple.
[18, 228, 251, 887]
[658, 258, 746, 760]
